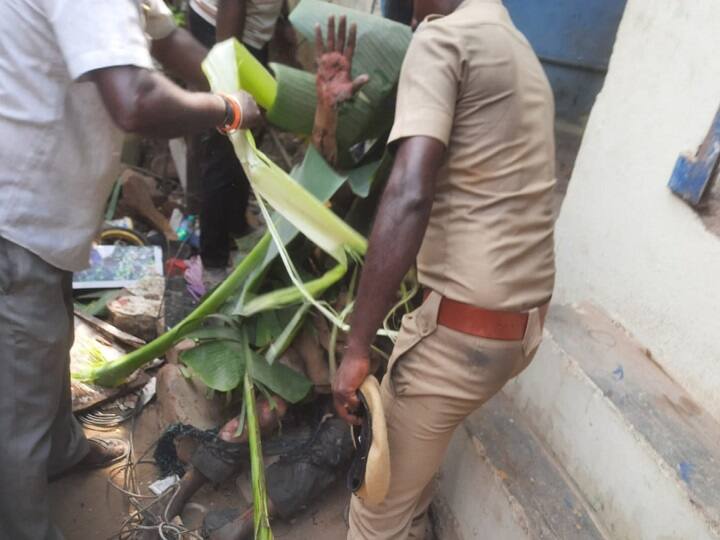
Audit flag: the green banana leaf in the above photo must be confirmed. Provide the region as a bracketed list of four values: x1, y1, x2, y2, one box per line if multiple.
[266, 0, 412, 156]
[248, 349, 312, 403]
[181, 323, 312, 402]
[181, 340, 247, 392]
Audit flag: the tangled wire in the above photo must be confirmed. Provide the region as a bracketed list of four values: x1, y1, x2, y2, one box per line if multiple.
[106, 417, 203, 540]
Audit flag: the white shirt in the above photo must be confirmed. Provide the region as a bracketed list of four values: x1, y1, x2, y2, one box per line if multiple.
[0, 0, 175, 272]
[189, 0, 284, 50]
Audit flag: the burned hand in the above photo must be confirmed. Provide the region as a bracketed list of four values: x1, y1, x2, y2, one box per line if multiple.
[315, 15, 369, 107]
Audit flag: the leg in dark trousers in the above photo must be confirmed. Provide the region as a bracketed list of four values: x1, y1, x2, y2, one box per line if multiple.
[198, 131, 250, 268]
[189, 8, 268, 269]
[0, 237, 89, 540]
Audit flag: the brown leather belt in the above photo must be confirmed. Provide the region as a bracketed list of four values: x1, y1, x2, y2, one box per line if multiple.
[424, 290, 548, 341]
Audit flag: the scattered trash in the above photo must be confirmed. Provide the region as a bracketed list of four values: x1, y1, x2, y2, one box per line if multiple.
[99, 225, 149, 247]
[166, 257, 189, 275]
[169, 207, 184, 231]
[176, 214, 196, 242]
[79, 377, 157, 429]
[106, 217, 135, 229]
[70, 316, 149, 412]
[184, 256, 206, 301]
[149, 474, 181, 496]
[74, 310, 146, 349]
[73, 245, 164, 290]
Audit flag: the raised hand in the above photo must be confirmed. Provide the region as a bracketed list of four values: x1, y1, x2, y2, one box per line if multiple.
[312, 15, 369, 164]
[315, 15, 369, 107]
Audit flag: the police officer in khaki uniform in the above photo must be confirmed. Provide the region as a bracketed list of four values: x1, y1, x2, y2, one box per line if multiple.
[332, 0, 556, 537]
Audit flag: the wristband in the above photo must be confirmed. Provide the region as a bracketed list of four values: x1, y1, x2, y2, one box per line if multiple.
[216, 93, 243, 134]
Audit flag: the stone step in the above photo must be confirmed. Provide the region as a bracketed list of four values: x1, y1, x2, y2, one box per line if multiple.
[436, 392, 608, 540]
[505, 303, 720, 540]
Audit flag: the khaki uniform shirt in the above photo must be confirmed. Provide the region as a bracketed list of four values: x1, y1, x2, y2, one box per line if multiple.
[388, 0, 556, 312]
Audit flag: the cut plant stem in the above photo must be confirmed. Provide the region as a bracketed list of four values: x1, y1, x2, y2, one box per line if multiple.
[265, 302, 311, 364]
[244, 371, 274, 539]
[76, 234, 271, 386]
[239, 263, 347, 317]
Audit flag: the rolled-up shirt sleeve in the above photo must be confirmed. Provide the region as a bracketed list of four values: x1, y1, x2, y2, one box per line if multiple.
[145, 0, 177, 41]
[388, 21, 464, 147]
[48, 0, 174, 80]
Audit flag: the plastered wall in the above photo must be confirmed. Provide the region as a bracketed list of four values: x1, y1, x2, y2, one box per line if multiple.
[554, 0, 720, 420]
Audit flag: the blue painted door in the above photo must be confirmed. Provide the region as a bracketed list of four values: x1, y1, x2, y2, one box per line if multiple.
[503, 0, 627, 125]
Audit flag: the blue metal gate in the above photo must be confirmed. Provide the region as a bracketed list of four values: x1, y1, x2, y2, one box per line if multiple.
[503, 0, 627, 125]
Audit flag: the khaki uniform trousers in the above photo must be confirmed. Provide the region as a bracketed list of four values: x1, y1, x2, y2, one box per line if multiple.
[348, 291, 544, 540]
[0, 236, 89, 540]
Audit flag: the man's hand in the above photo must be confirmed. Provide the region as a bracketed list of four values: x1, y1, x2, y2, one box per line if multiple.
[315, 15, 369, 107]
[332, 350, 371, 425]
[312, 15, 369, 164]
[233, 90, 264, 130]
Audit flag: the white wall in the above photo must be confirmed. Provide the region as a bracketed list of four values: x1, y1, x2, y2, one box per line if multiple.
[555, 0, 720, 421]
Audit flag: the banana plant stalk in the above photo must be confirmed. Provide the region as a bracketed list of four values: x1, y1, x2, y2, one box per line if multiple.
[244, 371, 273, 539]
[74, 234, 271, 386]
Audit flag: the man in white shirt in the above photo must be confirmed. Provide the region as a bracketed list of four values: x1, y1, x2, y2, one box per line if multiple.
[0, 1, 260, 538]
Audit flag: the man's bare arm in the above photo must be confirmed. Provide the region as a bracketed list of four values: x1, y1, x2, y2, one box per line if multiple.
[151, 27, 210, 90]
[91, 66, 260, 138]
[216, 0, 248, 42]
[332, 136, 446, 424]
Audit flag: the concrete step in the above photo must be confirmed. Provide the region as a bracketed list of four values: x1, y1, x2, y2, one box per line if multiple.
[505, 303, 720, 540]
[436, 392, 608, 540]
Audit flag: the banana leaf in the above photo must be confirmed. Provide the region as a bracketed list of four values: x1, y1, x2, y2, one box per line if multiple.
[76, 24, 392, 387]
[266, 0, 412, 156]
[180, 335, 312, 402]
[181, 340, 246, 392]
[204, 40, 368, 329]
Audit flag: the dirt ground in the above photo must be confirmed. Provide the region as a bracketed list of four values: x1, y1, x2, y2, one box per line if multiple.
[50, 403, 348, 540]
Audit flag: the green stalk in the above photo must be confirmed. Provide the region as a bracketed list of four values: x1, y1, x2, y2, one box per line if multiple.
[238, 262, 347, 317]
[265, 302, 311, 364]
[244, 371, 274, 539]
[75, 234, 271, 386]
